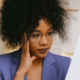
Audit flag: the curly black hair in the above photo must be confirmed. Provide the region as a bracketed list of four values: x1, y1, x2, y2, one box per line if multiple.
[0, 0, 69, 48]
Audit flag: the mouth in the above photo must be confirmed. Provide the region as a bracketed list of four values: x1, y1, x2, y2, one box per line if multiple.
[37, 48, 49, 53]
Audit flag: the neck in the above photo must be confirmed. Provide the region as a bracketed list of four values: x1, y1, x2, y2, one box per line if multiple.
[32, 58, 43, 67]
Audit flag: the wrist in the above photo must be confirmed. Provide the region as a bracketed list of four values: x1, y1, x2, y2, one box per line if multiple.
[17, 68, 26, 76]
[13, 70, 25, 80]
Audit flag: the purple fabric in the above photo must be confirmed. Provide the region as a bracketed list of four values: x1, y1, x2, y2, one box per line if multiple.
[0, 48, 71, 80]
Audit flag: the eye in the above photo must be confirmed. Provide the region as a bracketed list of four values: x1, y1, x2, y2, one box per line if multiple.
[31, 34, 40, 38]
[47, 32, 54, 36]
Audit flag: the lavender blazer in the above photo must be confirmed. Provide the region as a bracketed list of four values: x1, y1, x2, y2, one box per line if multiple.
[0, 48, 71, 80]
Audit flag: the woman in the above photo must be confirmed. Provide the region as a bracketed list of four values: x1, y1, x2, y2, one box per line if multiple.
[0, 0, 71, 80]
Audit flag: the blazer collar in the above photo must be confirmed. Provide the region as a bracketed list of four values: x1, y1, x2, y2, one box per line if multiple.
[42, 52, 57, 80]
[11, 48, 22, 79]
[11, 47, 22, 63]
[11, 48, 57, 80]
[43, 52, 56, 64]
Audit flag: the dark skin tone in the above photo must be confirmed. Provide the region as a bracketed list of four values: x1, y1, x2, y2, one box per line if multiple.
[13, 19, 53, 80]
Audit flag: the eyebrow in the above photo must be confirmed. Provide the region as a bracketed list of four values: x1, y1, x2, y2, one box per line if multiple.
[33, 27, 53, 32]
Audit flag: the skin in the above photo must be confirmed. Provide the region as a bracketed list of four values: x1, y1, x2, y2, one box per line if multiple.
[13, 19, 53, 80]
[29, 19, 53, 58]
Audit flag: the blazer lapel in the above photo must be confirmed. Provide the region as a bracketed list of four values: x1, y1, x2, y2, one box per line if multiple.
[11, 61, 20, 79]
[11, 48, 57, 80]
[11, 48, 21, 79]
[42, 52, 57, 80]
[11, 48, 27, 80]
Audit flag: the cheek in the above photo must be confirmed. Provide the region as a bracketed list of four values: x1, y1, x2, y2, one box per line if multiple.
[29, 44, 38, 56]
[49, 41, 53, 46]
[29, 41, 37, 52]
[29, 40, 53, 57]
[29, 44, 37, 50]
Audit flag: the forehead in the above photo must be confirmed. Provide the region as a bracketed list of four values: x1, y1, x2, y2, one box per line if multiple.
[35, 19, 52, 32]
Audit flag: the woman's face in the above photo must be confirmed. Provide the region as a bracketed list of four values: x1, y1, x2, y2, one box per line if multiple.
[29, 19, 53, 58]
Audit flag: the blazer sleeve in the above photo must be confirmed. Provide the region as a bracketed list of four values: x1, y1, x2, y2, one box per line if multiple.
[0, 70, 4, 80]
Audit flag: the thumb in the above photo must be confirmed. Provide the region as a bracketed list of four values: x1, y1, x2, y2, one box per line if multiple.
[31, 56, 37, 62]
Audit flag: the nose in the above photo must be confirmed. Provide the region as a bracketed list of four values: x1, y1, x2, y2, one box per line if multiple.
[39, 35, 48, 46]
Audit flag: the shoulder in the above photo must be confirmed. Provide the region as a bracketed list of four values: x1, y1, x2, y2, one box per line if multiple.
[0, 51, 16, 79]
[0, 48, 22, 61]
[0, 48, 22, 80]
[48, 52, 71, 71]
[0, 50, 16, 63]
[48, 52, 71, 79]
[0, 48, 21, 68]
[53, 53, 71, 63]
[49, 52, 71, 65]
[0, 52, 14, 63]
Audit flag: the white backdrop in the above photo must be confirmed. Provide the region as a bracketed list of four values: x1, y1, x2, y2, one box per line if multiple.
[65, 34, 80, 80]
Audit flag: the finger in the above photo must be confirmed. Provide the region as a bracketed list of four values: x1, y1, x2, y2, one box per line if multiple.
[26, 41, 29, 53]
[21, 32, 27, 47]
[21, 33, 25, 46]
[24, 33, 30, 57]
[24, 32, 27, 45]
[22, 33, 29, 54]
[31, 56, 37, 62]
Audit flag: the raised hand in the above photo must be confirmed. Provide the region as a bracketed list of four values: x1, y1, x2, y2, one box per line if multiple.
[13, 33, 37, 80]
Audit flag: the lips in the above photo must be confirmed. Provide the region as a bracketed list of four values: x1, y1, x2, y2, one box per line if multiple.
[38, 48, 48, 53]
